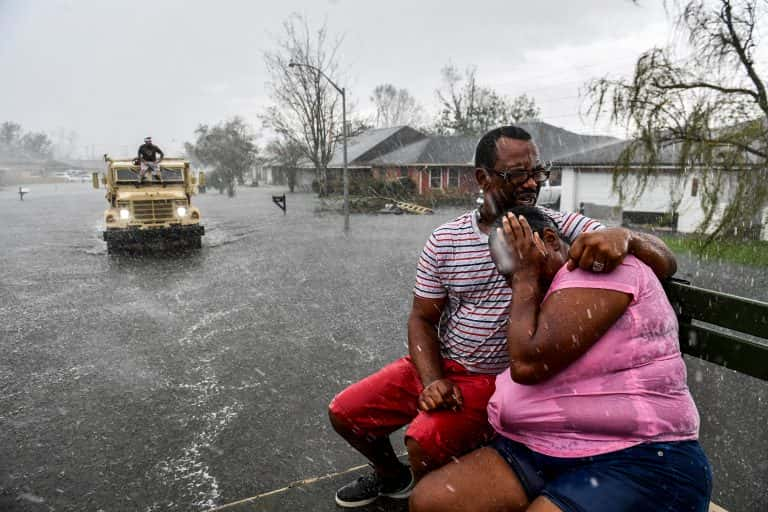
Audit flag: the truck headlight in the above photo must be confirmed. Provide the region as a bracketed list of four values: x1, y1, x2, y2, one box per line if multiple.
[119, 208, 131, 219]
[176, 206, 188, 217]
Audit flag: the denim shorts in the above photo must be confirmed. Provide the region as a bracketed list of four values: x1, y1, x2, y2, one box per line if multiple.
[490, 436, 712, 512]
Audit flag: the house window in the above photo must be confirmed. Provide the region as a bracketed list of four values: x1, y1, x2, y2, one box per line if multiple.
[430, 168, 441, 189]
[448, 168, 460, 188]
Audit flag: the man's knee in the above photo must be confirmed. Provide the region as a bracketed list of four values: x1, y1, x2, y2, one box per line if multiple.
[327, 389, 367, 437]
[328, 394, 352, 433]
[406, 436, 446, 477]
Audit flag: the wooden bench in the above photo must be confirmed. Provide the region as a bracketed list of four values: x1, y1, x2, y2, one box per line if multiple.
[664, 279, 768, 512]
[664, 278, 768, 381]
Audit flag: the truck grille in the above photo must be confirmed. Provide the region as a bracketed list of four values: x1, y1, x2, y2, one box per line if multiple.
[131, 200, 175, 223]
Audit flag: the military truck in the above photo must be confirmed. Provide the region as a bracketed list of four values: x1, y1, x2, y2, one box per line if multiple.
[93, 157, 205, 253]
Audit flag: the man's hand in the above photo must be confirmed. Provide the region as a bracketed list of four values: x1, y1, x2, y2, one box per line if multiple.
[566, 227, 630, 274]
[418, 378, 463, 412]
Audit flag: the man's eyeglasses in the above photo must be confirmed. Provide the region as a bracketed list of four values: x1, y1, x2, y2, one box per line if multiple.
[486, 162, 551, 184]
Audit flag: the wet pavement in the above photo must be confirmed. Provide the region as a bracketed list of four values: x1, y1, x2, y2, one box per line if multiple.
[0, 183, 766, 511]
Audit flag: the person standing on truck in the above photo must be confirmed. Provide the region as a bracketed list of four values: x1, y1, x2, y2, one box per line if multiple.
[137, 136, 164, 183]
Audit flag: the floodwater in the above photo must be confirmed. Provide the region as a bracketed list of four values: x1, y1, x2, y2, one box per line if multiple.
[0, 183, 766, 511]
[0, 183, 462, 511]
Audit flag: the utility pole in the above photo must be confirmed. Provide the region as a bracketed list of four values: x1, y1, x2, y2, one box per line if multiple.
[288, 61, 349, 231]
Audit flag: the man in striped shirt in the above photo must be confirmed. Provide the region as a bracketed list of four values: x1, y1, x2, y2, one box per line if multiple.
[328, 126, 677, 508]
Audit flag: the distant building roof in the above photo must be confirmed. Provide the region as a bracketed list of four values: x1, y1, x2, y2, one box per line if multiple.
[554, 139, 681, 166]
[297, 122, 625, 170]
[326, 126, 427, 167]
[61, 159, 107, 170]
[368, 135, 477, 165]
[0, 158, 70, 169]
[516, 121, 620, 161]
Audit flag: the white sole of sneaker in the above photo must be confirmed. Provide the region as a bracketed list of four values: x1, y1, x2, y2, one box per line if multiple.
[334, 495, 378, 508]
[380, 487, 413, 499]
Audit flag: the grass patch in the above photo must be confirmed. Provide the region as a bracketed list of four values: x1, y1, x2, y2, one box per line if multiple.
[660, 235, 768, 267]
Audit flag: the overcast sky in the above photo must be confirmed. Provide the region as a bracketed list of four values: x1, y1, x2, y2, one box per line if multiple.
[0, 0, 675, 158]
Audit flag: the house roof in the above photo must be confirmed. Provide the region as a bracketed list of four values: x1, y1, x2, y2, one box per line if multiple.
[368, 135, 478, 165]
[367, 122, 619, 167]
[516, 121, 620, 161]
[553, 139, 681, 166]
[298, 122, 623, 169]
[326, 126, 427, 167]
[0, 158, 71, 169]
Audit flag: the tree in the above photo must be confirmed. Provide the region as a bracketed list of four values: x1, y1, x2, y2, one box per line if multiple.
[265, 137, 305, 192]
[185, 117, 258, 197]
[21, 132, 53, 159]
[0, 122, 54, 159]
[434, 64, 541, 136]
[262, 14, 343, 196]
[588, 0, 767, 241]
[0, 122, 22, 149]
[370, 84, 425, 128]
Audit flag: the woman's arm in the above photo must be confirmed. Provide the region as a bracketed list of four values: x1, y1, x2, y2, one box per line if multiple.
[499, 213, 633, 385]
[507, 274, 631, 384]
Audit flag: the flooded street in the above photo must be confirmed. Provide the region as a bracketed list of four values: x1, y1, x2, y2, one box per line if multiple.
[1, 184, 766, 511]
[0, 183, 463, 511]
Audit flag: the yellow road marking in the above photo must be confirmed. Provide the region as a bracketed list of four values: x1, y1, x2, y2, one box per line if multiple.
[207, 463, 369, 511]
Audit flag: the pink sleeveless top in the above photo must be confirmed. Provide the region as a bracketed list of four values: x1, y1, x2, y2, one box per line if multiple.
[487, 256, 700, 457]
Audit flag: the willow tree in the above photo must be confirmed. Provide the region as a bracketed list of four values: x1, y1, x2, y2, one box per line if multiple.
[588, 0, 767, 240]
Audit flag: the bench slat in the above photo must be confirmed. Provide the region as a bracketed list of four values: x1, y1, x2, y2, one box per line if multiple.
[665, 281, 768, 340]
[680, 321, 768, 380]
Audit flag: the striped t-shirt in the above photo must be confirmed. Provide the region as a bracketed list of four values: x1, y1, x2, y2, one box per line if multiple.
[413, 207, 603, 374]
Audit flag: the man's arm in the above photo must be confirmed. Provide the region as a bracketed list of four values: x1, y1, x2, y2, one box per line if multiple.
[408, 295, 462, 411]
[567, 227, 677, 280]
[155, 145, 164, 160]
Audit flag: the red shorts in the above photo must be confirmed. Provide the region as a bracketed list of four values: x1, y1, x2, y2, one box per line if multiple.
[329, 356, 496, 464]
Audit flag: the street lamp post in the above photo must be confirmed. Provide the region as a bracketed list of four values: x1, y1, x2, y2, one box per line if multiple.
[288, 61, 349, 231]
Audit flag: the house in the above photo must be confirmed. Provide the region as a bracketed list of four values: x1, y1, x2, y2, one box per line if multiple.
[256, 126, 428, 192]
[365, 135, 477, 196]
[553, 139, 768, 240]
[324, 122, 617, 197]
[0, 158, 71, 185]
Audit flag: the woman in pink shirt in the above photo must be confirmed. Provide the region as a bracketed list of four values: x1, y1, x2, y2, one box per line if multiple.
[410, 206, 712, 512]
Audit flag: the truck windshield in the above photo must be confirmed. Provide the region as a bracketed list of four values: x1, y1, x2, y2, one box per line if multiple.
[114, 167, 185, 183]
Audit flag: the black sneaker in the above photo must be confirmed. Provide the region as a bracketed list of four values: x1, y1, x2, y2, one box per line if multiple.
[334, 465, 414, 508]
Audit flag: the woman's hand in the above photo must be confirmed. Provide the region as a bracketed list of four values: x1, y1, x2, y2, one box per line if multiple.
[500, 213, 548, 277]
